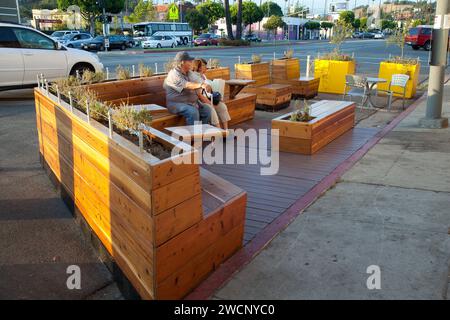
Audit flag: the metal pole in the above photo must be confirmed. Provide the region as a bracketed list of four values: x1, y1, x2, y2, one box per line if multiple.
[68, 91, 73, 112]
[419, 0, 449, 129]
[108, 109, 113, 138]
[306, 55, 311, 78]
[86, 100, 90, 124]
[155, 62, 158, 74]
[106, 67, 109, 80]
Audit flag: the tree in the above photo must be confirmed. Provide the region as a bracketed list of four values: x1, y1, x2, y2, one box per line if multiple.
[231, 1, 264, 35]
[197, 1, 225, 26]
[352, 18, 361, 30]
[58, 0, 125, 35]
[330, 21, 352, 53]
[381, 19, 397, 30]
[185, 9, 209, 34]
[260, 1, 283, 17]
[339, 10, 355, 25]
[263, 15, 285, 39]
[224, 0, 234, 39]
[289, 1, 309, 18]
[126, 0, 155, 23]
[321, 21, 334, 31]
[236, 0, 243, 39]
[304, 21, 320, 30]
[360, 17, 368, 30]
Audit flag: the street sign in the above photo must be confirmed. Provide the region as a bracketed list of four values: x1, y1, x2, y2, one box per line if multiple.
[168, 3, 179, 21]
[0, 0, 20, 23]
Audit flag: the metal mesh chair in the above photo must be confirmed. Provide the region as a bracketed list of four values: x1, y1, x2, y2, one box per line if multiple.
[387, 74, 410, 110]
[343, 75, 368, 105]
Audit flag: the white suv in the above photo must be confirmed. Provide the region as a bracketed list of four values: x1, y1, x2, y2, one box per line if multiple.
[0, 23, 103, 91]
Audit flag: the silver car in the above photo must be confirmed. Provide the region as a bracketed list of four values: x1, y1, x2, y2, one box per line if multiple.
[59, 33, 93, 48]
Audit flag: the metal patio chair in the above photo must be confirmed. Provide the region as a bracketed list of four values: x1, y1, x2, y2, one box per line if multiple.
[343, 75, 368, 106]
[386, 74, 410, 110]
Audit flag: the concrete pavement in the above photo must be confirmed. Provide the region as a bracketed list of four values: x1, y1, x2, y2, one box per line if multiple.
[213, 80, 450, 300]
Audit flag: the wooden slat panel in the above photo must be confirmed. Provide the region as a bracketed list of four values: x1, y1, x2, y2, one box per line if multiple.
[156, 222, 244, 299]
[156, 193, 246, 283]
[155, 193, 203, 246]
[151, 172, 201, 215]
[38, 103, 152, 212]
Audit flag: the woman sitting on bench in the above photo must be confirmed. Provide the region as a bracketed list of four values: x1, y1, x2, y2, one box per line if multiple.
[191, 59, 231, 130]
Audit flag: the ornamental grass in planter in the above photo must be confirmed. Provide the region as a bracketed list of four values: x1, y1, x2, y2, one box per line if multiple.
[378, 28, 421, 98]
[314, 22, 355, 95]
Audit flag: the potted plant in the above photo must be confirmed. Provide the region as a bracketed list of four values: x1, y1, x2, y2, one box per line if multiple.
[378, 27, 421, 99]
[272, 99, 356, 154]
[271, 49, 300, 81]
[235, 54, 271, 86]
[205, 59, 231, 80]
[314, 21, 355, 94]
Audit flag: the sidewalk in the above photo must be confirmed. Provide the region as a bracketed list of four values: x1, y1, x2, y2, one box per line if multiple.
[211, 81, 450, 299]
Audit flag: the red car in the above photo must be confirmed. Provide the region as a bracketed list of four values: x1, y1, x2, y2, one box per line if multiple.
[193, 33, 219, 46]
[405, 25, 433, 51]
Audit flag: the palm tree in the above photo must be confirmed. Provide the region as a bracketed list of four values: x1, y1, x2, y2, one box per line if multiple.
[224, 0, 234, 39]
[236, 0, 243, 39]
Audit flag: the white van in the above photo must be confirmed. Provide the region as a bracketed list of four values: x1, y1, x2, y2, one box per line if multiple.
[0, 23, 103, 91]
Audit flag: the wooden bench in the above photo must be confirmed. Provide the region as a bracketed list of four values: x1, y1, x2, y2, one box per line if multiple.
[272, 100, 356, 154]
[85, 74, 256, 130]
[235, 62, 293, 111]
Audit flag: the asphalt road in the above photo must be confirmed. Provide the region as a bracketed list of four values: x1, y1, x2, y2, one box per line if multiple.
[98, 39, 432, 81]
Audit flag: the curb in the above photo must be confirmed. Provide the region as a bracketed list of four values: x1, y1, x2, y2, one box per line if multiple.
[184, 81, 442, 300]
[97, 40, 330, 55]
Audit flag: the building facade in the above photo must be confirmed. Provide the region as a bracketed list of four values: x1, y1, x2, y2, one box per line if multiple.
[31, 8, 84, 31]
[0, 0, 20, 23]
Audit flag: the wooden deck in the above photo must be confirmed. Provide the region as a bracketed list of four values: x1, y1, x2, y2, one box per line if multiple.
[202, 119, 379, 245]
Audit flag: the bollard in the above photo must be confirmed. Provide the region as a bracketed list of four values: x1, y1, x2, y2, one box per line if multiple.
[138, 130, 144, 153]
[56, 85, 61, 103]
[132, 65, 135, 77]
[106, 67, 109, 80]
[86, 100, 90, 124]
[108, 109, 113, 138]
[155, 62, 158, 74]
[37, 74, 40, 88]
[273, 52, 276, 60]
[238, 56, 241, 64]
[44, 79, 49, 95]
[68, 91, 73, 112]
[306, 55, 311, 78]
[352, 52, 355, 59]
[76, 70, 80, 80]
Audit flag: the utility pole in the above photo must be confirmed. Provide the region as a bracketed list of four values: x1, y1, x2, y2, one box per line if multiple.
[419, 0, 449, 129]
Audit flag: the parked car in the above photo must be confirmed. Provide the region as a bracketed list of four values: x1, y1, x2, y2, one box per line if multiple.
[373, 31, 385, 39]
[243, 34, 262, 42]
[59, 33, 92, 48]
[358, 32, 375, 39]
[193, 33, 219, 46]
[0, 23, 103, 91]
[352, 31, 362, 38]
[50, 30, 80, 41]
[117, 35, 135, 48]
[405, 25, 433, 51]
[141, 35, 177, 49]
[81, 35, 128, 51]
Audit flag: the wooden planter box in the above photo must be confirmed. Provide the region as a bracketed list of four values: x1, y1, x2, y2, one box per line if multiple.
[272, 100, 356, 154]
[314, 59, 356, 95]
[271, 58, 300, 81]
[205, 66, 231, 80]
[274, 77, 320, 99]
[235, 62, 271, 86]
[34, 87, 246, 299]
[377, 61, 420, 99]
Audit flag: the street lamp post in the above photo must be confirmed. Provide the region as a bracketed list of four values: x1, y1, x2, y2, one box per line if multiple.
[419, 0, 449, 129]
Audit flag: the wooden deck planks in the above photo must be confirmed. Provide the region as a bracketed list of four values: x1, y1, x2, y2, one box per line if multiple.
[203, 119, 379, 243]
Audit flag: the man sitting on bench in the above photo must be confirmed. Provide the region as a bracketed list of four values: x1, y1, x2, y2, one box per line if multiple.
[163, 51, 212, 125]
